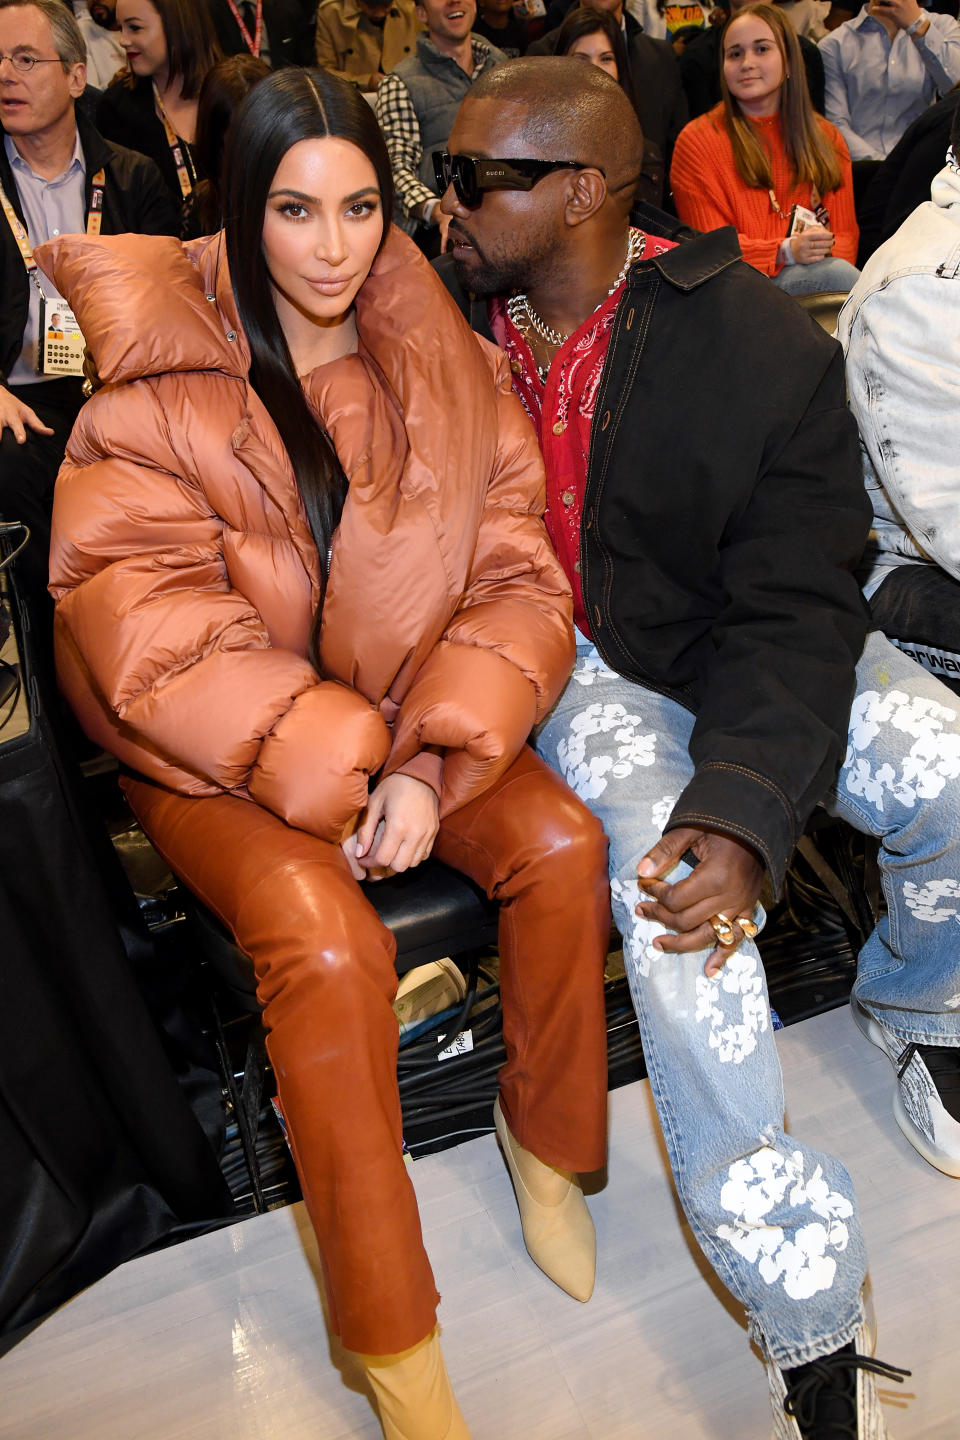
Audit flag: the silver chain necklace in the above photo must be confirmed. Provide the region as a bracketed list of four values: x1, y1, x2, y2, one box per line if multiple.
[506, 230, 646, 353]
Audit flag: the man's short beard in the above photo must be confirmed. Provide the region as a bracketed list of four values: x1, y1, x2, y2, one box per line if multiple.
[453, 252, 531, 299]
[449, 223, 554, 299]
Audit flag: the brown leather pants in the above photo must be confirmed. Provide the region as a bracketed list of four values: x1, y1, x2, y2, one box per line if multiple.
[123, 745, 610, 1355]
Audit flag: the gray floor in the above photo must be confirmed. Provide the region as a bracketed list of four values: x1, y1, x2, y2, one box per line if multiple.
[2, 1005, 958, 1439]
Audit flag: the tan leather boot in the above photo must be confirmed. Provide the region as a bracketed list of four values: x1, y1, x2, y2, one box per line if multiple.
[494, 1097, 596, 1301]
[355, 1328, 473, 1440]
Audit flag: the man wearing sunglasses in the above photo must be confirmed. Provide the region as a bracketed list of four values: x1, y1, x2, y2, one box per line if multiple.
[436, 55, 960, 1440]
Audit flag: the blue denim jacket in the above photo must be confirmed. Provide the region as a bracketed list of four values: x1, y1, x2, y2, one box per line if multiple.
[838, 150, 960, 600]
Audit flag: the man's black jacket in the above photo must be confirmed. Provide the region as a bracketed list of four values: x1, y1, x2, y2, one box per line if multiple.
[205, 0, 316, 66]
[1, 108, 177, 388]
[437, 231, 872, 895]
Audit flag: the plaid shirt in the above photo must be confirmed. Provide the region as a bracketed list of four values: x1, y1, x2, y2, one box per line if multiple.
[375, 38, 497, 227]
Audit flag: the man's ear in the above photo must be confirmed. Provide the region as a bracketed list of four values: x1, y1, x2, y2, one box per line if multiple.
[563, 167, 608, 229]
[68, 61, 87, 101]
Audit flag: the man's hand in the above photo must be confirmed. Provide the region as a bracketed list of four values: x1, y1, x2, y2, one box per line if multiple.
[0, 385, 55, 444]
[437, 209, 453, 252]
[789, 224, 835, 265]
[869, 0, 925, 30]
[352, 773, 440, 880]
[635, 825, 765, 977]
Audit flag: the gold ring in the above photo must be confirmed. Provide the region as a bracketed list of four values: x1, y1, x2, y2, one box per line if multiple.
[709, 913, 737, 947]
[737, 917, 759, 939]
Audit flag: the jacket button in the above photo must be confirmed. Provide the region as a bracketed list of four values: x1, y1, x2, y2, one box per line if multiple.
[205, 293, 216, 302]
[226, 330, 237, 341]
[510, 358, 522, 374]
[561, 488, 575, 507]
[552, 420, 565, 436]
[573, 560, 581, 574]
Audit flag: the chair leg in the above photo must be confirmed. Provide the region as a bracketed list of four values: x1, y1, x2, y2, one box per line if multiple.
[208, 985, 267, 1214]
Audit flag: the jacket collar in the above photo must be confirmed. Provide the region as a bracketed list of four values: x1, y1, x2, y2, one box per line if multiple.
[74, 106, 114, 175]
[931, 148, 960, 211]
[850, 4, 886, 30]
[416, 32, 494, 69]
[636, 226, 742, 292]
[1, 107, 114, 190]
[335, 0, 406, 22]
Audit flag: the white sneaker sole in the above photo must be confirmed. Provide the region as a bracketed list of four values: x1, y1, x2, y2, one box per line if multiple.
[851, 998, 960, 1178]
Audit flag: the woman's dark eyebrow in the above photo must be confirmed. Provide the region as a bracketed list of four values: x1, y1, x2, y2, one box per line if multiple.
[267, 187, 381, 204]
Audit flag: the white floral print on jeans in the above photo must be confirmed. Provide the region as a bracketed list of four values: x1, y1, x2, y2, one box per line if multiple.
[611, 873, 665, 981]
[695, 950, 769, 1064]
[717, 1148, 854, 1301]
[555, 702, 657, 801]
[903, 876, 960, 923]
[844, 687, 960, 811]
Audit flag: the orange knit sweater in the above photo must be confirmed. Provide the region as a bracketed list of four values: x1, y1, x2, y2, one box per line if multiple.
[670, 105, 858, 276]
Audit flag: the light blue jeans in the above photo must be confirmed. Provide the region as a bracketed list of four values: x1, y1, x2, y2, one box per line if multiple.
[772, 255, 861, 296]
[535, 629, 960, 1366]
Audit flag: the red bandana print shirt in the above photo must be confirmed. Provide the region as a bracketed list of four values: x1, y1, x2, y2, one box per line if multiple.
[490, 229, 676, 639]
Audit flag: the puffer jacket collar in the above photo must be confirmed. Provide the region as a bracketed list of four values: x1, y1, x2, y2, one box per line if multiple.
[37, 225, 505, 705]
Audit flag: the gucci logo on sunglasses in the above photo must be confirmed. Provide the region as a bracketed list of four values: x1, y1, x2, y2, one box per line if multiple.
[433, 152, 603, 208]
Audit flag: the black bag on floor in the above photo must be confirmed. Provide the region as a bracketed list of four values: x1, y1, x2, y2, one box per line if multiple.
[0, 527, 232, 1344]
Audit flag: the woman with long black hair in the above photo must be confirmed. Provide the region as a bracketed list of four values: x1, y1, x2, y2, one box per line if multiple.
[38, 67, 609, 1440]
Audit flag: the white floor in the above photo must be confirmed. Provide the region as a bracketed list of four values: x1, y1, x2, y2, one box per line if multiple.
[2, 1005, 958, 1439]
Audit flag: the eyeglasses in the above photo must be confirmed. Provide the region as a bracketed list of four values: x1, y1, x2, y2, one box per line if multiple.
[0, 53, 65, 74]
[433, 151, 603, 208]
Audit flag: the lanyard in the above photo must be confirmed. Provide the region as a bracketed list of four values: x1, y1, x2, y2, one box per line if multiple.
[770, 184, 829, 221]
[153, 83, 195, 199]
[0, 168, 105, 299]
[226, 0, 263, 56]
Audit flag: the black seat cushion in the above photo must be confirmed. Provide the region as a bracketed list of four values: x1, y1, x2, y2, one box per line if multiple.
[184, 858, 499, 1010]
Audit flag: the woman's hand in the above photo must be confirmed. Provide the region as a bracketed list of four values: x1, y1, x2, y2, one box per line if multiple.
[790, 225, 835, 265]
[352, 774, 440, 880]
[635, 825, 765, 976]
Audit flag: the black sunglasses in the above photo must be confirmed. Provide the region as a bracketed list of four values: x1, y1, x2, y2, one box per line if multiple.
[433, 151, 603, 208]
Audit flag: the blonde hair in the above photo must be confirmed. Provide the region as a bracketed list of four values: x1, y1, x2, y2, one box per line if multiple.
[719, 3, 842, 196]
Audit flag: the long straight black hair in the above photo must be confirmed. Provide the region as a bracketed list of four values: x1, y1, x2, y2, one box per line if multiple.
[222, 67, 394, 666]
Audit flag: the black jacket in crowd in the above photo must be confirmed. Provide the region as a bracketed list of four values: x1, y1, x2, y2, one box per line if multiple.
[95, 75, 196, 211]
[856, 89, 960, 266]
[1, 108, 178, 388]
[437, 230, 872, 895]
[205, 0, 317, 66]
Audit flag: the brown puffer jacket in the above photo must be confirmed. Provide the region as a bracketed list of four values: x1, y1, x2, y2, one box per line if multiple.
[37, 226, 574, 839]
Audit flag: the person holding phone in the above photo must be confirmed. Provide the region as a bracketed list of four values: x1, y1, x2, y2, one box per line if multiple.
[670, 2, 859, 293]
[820, 0, 960, 164]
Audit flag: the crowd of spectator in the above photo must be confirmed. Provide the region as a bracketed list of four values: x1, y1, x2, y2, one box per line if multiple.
[16, 0, 955, 287]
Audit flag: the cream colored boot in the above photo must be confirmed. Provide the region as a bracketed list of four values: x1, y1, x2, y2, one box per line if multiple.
[355, 1329, 473, 1440]
[493, 1097, 596, 1302]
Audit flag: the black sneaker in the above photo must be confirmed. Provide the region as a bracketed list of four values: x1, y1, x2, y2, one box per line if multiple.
[766, 1325, 909, 1439]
